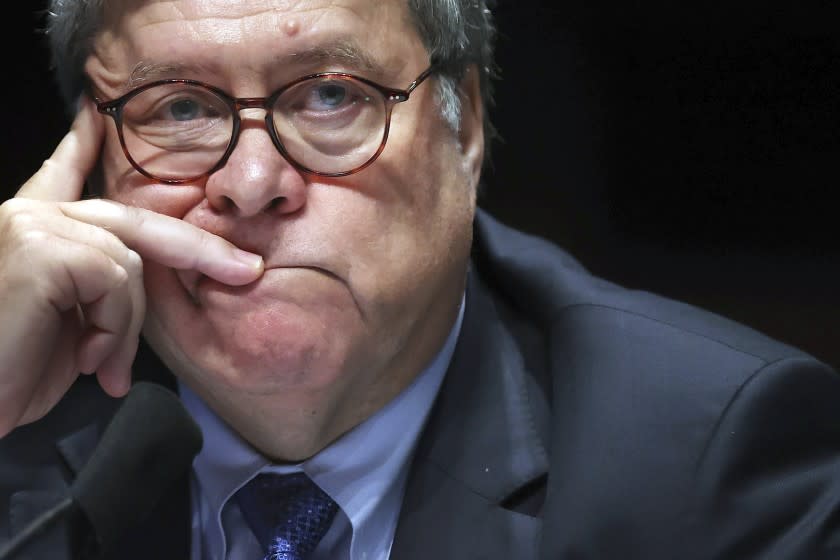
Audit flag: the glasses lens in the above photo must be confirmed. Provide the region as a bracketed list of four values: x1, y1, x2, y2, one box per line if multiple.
[272, 75, 387, 175]
[120, 83, 233, 181]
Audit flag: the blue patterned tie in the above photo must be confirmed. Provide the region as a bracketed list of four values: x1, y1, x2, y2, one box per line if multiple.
[234, 473, 339, 560]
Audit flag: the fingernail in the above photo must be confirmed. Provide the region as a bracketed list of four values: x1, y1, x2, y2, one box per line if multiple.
[233, 249, 264, 271]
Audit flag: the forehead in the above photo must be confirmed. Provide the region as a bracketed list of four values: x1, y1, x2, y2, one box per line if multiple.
[95, 0, 424, 87]
[105, 0, 407, 33]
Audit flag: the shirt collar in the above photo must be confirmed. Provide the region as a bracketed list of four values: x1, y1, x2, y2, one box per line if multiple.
[180, 295, 465, 558]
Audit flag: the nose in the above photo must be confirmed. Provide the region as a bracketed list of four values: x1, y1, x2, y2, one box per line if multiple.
[204, 114, 307, 217]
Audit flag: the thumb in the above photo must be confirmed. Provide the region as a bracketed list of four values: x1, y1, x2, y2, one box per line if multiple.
[16, 96, 105, 202]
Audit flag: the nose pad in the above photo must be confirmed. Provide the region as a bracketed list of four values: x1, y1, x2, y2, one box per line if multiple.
[204, 120, 307, 217]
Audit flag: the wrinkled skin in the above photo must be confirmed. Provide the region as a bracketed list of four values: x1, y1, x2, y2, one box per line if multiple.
[0, 0, 484, 461]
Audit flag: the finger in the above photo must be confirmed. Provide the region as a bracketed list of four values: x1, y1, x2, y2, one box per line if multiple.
[94, 250, 145, 398]
[0, 207, 132, 434]
[58, 199, 264, 285]
[32, 221, 142, 398]
[15, 311, 83, 428]
[0, 234, 122, 433]
[16, 96, 105, 202]
[66, 248, 136, 398]
[94, 337, 137, 397]
[45, 238, 134, 312]
[0, 294, 62, 436]
[75, 264, 132, 374]
[2, 205, 143, 399]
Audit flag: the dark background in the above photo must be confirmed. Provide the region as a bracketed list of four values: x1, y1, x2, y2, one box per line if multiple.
[2, 2, 838, 367]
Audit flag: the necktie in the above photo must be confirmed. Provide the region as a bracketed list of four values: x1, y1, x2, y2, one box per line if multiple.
[234, 472, 339, 560]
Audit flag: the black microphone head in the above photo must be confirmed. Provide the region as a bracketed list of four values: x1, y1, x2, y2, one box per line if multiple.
[69, 382, 203, 552]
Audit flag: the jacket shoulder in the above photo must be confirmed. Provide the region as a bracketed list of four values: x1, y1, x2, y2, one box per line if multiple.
[473, 211, 840, 558]
[473, 209, 813, 368]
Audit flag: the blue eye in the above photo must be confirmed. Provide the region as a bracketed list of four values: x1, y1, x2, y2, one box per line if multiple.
[169, 99, 202, 121]
[316, 84, 347, 108]
[275, 76, 378, 132]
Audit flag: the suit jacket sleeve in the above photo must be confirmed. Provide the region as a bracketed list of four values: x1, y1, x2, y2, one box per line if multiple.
[693, 355, 840, 559]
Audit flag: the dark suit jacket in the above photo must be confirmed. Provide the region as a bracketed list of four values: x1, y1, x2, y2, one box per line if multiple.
[2, 209, 840, 559]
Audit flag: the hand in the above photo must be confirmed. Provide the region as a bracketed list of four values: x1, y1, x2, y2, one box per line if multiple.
[0, 98, 264, 437]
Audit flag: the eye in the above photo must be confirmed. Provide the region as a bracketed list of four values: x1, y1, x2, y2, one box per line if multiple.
[290, 78, 371, 114]
[122, 84, 227, 127]
[274, 76, 380, 134]
[315, 83, 348, 108]
[168, 98, 204, 121]
[156, 94, 223, 123]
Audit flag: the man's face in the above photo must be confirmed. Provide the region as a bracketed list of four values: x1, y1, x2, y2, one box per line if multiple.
[85, 0, 483, 455]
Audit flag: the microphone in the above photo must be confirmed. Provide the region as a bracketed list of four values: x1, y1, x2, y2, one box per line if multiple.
[0, 382, 203, 559]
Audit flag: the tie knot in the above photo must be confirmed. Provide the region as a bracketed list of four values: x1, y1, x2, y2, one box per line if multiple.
[235, 472, 339, 560]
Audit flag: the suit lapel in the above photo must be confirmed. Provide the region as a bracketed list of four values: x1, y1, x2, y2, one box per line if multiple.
[6, 422, 103, 560]
[391, 270, 550, 559]
[56, 423, 103, 475]
[8, 490, 74, 560]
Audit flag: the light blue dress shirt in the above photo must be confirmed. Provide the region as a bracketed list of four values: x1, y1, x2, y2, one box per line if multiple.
[180, 298, 464, 560]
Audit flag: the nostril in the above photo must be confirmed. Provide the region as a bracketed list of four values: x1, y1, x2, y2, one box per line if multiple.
[267, 197, 286, 211]
[210, 195, 234, 212]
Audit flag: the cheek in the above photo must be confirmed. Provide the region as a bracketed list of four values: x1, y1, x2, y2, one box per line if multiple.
[113, 185, 206, 219]
[344, 144, 474, 312]
[103, 166, 205, 218]
[378, 103, 474, 218]
[100, 128, 206, 215]
[376, 131, 474, 240]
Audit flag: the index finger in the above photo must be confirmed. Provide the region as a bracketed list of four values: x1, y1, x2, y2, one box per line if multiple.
[16, 96, 105, 202]
[58, 199, 264, 285]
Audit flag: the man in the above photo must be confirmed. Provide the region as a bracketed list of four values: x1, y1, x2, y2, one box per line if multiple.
[1, 1, 839, 559]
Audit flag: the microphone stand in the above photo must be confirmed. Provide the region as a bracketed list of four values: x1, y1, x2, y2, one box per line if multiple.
[0, 497, 73, 558]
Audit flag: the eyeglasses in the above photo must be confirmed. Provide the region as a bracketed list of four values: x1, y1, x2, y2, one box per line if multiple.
[94, 67, 435, 183]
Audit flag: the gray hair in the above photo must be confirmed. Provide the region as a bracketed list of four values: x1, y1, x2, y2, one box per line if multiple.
[45, 0, 497, 151]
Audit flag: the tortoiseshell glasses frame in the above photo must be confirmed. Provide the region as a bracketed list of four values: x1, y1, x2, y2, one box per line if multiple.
[94, 66, 435, 184]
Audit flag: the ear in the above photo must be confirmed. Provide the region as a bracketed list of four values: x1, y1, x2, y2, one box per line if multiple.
[457, 64, 485, 188]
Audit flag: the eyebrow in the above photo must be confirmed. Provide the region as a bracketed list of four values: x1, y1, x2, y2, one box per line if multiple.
[289, 40, 380, 74]
[125, 39, 383, 90]
[127, 61, 213, 88]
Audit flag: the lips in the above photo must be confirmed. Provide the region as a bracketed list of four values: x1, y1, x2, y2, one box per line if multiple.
[176, 263, 340, 305]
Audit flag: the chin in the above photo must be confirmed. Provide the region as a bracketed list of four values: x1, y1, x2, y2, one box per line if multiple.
[145, 306, 356, 394]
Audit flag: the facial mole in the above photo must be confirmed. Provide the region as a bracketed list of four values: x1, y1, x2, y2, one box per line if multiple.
[283, 20, 300, 37]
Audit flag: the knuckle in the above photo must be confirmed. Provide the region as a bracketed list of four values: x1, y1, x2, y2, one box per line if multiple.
[14, 227, 52, 253]
[7, 208, 36, 229]
[0, 198, 28, 219]
[0, 201, 35, 231]
[32, 158, 55, 181]
[111, 263, 130, 287]
[39, 157, 57, 174]
[123, 204, 147, 231]
[0, 202, 52, 252]
[125, 249, 144, 276]
[41, 158, 83, 186]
